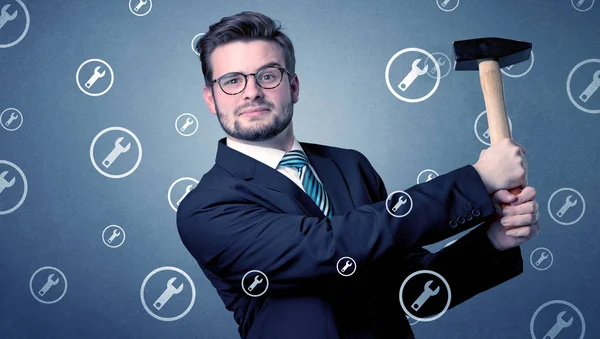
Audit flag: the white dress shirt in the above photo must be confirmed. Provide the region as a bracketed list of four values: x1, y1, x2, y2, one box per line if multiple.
[226, 136, 326, 194]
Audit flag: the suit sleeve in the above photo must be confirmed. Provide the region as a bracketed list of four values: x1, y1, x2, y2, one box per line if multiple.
[363, 151, 523, 315]
[176, 152, 496, 293]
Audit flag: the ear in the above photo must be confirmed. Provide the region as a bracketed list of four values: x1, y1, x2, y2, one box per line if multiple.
[203, 85, 217, 115]
[290, 74, 299, 104]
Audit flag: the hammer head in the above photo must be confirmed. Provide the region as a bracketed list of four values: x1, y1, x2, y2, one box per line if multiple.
[453, 37, 532, 71]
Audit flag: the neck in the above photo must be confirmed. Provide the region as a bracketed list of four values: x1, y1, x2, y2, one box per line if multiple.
[229, 122, 295, 152]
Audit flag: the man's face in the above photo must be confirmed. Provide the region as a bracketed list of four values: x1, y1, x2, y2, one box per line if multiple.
[203, 40, 299, 142]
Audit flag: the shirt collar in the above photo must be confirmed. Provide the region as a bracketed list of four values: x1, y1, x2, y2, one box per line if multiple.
[226, 136, 305, 170]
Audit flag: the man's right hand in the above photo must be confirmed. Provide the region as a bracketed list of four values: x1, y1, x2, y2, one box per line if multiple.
[472, 138, 528, 195]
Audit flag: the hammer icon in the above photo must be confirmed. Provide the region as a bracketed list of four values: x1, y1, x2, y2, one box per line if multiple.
[453, 37, 532, 219]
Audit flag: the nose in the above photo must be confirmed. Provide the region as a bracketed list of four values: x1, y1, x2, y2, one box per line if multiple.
[243, 74, 263, 98]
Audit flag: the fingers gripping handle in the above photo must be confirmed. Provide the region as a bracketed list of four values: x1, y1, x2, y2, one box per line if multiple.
[478, 59, 522, 214]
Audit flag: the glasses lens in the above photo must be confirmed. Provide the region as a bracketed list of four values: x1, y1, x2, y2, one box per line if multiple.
[256, 67, 282, 89]
[220, 73, 245, 95]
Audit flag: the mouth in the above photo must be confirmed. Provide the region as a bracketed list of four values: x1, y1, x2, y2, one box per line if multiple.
[241, 108, 269, 116]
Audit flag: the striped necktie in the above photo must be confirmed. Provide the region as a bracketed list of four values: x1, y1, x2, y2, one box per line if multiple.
[278, 150, 334, 218]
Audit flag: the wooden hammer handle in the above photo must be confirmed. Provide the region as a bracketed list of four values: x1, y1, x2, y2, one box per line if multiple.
[477, 60, 523, 217]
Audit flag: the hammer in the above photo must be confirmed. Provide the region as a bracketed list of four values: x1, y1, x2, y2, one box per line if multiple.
[452, 37, 532, 215]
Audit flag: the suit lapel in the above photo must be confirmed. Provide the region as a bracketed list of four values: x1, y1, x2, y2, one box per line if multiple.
[215, 138, 354, 218]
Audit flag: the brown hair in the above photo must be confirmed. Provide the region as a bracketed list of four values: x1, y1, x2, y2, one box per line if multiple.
[195, 11, 296, 88]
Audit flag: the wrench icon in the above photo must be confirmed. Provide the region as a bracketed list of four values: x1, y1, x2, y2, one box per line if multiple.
[556, 195, 577, 218]
[153, 277, 184, 310]
[441, 0, 451, 7]
[576, 0, 586, 7]
[535, 252, 549, 266]
[247, 274, 263, 292]
[176, 184, 194, 206]
[578, 70, 600, 103]
[429, 57, 446, 75]
[38, 273, 60, 296]
[543, 311, 573, 339]
[426, 173, 435, 182]
[340, 260, 353, 273]
[411, 280, 439, 312]
[180, 118, 194, 132]
[398, 59, 428, 92]
[5, 112, 19, 127]
[391, 195, 407, 213]
[134, 0, 148, 12]
[85, 66, 106, 89]
[107, 229, 121, 243]
[0, 171, 16, 195]
[102, 137, 131, 168]
[0, 4, 18, 31]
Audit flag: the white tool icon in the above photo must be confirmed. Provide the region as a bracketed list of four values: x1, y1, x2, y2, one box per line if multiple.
[180, 118, 194, 132]
[426, 173, 435, 182]
[153, 277, 184, 310]
[578, 70, 600, 103]
[576, 0, 587, 7]
[535, 252, 549, 266]
[340, 260, 353, 273]
[411, 280, 439, 311]
[134, 0, 148, 12]
[398, 59, 429, 92]
[543, 311, 573, 339]
[0, 4, 18, 31]
[5, 112, 19, 127]
[504, 64, 515, 71]
[483, 127, 491, 139]
[176, 184, 194, 206]
[441, 0, 451, 7]
[247, 274, 263, 292]
[556, 195, 577, 218]
[38, 273, 60, 297]
[391, 195, 407, 213]
[102, 137, 131, 168]
[107, 229, 121, 243]
[429, 58, 445, 75]
[0, 171, 16, 195]
[85, 66, 106, 89]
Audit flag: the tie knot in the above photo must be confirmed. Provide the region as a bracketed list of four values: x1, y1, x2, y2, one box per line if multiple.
[279, 150, 309, 169]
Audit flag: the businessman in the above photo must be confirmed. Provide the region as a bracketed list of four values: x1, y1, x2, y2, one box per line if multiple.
[177, 11, 540, 339]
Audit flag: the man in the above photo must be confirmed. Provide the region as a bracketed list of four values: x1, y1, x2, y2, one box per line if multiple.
[177, 11, 540, 339]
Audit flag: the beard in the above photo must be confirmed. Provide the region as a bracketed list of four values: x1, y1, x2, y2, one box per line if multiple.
[215, 96, 294, 142]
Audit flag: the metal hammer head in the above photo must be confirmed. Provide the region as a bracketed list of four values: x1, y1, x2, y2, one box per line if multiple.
[453, 37, 532, 71]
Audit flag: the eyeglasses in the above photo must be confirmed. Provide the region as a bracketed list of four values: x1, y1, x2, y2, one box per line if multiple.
[211, 66, 292, 95]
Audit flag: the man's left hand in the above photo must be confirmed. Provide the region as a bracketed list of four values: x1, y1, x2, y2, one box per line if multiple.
[486, 186, 540, 251]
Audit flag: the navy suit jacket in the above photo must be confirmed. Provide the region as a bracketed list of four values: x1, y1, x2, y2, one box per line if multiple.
[177, 137, 523, 339]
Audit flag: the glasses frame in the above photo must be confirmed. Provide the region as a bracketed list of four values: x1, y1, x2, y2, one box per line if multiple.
[211, 66, 293, 95]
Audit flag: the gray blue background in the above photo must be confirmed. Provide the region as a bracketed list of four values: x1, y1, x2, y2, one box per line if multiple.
[1, 0, 599, 338]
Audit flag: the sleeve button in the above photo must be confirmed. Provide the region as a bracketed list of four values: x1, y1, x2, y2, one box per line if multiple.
[465, 213, 473, 221]
[449, 219, 458, 228]
[457, 216, 466, 224]
[471, 209, 480, 217]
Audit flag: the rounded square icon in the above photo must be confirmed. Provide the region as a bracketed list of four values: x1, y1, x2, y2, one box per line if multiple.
[0, 1, 30, 49]
[530, 300, 585, 339]
[141, 267, 196, 322]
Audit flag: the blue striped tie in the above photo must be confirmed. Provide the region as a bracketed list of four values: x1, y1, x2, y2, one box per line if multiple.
[278, 150, 334, 218]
